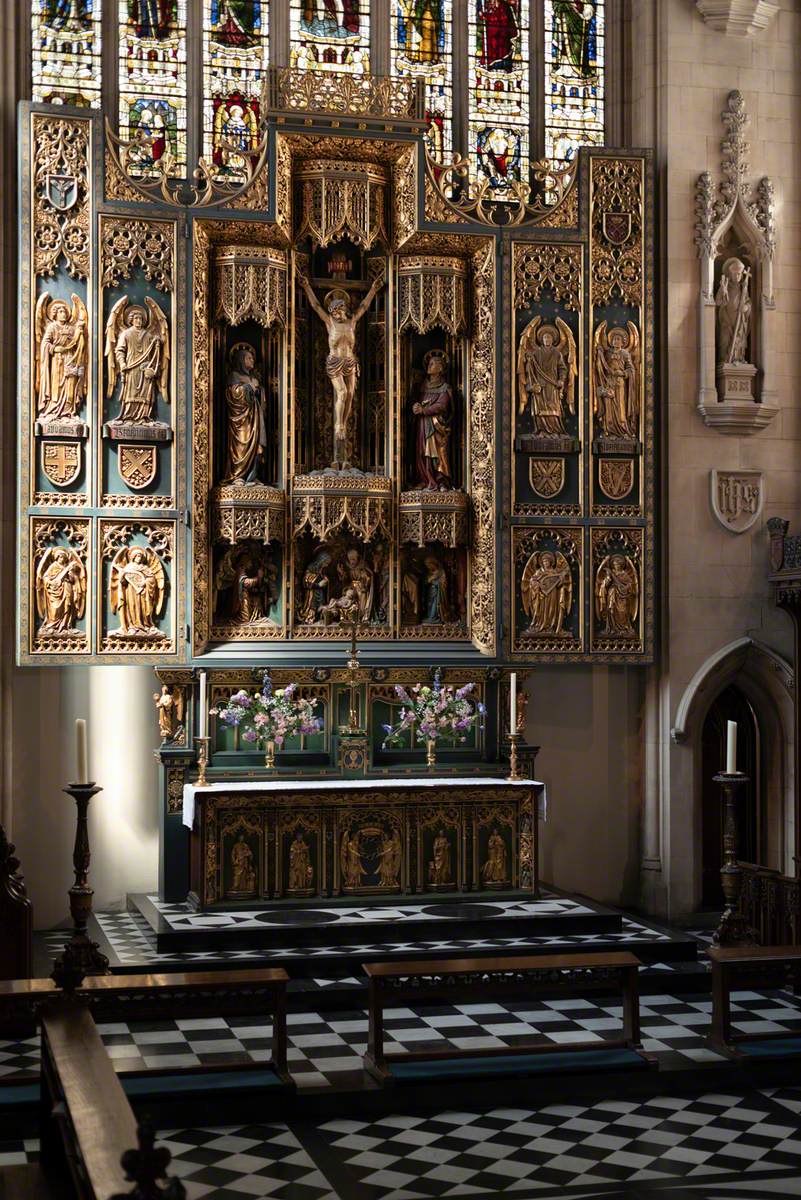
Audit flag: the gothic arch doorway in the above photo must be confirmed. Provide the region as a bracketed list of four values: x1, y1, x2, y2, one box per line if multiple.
[701, 684, 761, 908]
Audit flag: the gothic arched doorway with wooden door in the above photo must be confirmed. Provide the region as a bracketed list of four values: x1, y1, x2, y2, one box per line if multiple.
[701, 684, 762, 909]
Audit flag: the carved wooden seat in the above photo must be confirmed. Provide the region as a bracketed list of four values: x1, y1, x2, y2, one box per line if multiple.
[362, 950, 644, 1084]
[708, 944, 801, 1053]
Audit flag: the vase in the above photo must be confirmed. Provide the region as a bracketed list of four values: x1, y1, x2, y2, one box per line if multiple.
[426, 739, 436, 768]
[264, 739, 276, 769]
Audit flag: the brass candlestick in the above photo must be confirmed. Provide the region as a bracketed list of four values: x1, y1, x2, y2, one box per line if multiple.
[344, 619, 362, 734]
[196, 736, 210, 786]
[507, 732, 523, 781]
[713, 771, 758, 947]
[51, 782, 109, 992]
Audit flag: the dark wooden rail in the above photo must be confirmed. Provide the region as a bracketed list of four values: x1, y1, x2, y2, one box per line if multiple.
[738, 860, 801, 947]
[0, 825, 32, 981]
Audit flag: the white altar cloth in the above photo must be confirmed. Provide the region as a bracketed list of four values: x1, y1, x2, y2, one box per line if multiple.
[183, 775, 544, 830]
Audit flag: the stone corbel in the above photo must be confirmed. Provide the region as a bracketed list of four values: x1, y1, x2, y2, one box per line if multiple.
[695, 1, 779, 37]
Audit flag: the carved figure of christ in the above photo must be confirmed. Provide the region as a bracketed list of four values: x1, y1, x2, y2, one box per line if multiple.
[299, 271, 384, 469]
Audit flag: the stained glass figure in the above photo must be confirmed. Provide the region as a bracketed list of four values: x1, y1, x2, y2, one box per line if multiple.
[468, 0, 529, 195]
[118, 0, 187, 174]
[391, 0, 452, 160]
[290, 1, 369, 74]
[32, 0, 103, 107]
[203, 2, 268, 177]
[544, 0, 605, 168]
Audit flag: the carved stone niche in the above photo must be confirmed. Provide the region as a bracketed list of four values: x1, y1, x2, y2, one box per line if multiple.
[294, 159, 389, 251]
[694, 91, 778, 434]
[399, 490, 469, 549]
[695, 1, 779, 37]
[212, 484, 286, 546]
[291, 472, 392, 545]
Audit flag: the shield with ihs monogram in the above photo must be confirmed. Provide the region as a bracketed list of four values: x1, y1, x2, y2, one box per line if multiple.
[41, 441, 81, 487]
[599, 458, 634, 501]
[602, 211, 632, 246]
[529, 458, 564, 499]
[119, 444, 157, 490]
[45, 173, 78, 212]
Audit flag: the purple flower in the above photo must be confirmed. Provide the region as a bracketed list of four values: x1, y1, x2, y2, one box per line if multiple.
[242, 729, 257, 743]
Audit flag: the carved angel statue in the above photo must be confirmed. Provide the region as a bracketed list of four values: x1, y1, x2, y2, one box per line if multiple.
[517, 316, 577, 437]
[715, 256, 752, 365]
[35, 293, 88, 421]
[153, 684, 184, 741]
[105, 296, 170, 423]
[593, 321, 639, 440]
[595, 553, 639, 638]
[35, 547, 86, 635]
[109, 545, 166, 636]
[521, 550, 572, 637]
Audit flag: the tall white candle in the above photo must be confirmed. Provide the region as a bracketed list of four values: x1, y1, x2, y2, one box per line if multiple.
[510, 673, 517, 735]
[726, 719, 737, 774]
[199, 672, 208, 739]
[75, 718, 88, 784]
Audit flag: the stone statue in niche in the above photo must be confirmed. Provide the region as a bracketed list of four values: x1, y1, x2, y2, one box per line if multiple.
[593, 321, 640, 440]
[230, 837, 256, 894]
[109, 545, 166, 637]
[420, 553, 451, 624]
[219, 342, 270, 486]
[298, 269, 384, 470]
[35, 294, 88, 424]
[402, 549, 464, 627]
[429, 829, 452, 886]
[521, 550, 572, 638]
[105, 297, 170, 427]
[410, 349, 454, 491]
[715, 257, 752, 366]
[298, 548, 333, 624]
[288, 831, 313, 892]
[340, 830, 366, 890]
[213, 544, 278, 626]
[153, 684, 184, 741]
[482, 828, 508, 885]
[595, 553, 639, 639]
[35, 547, 86, 636]
[517, 317, 577, 438]
[378, 828, 402, 888]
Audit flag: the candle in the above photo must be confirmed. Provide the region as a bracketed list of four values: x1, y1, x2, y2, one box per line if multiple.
[726, 719, 737, 774]
[510, 673, 517, 735]
[199, 672, 208, 739]
[75, 718, 88, 784]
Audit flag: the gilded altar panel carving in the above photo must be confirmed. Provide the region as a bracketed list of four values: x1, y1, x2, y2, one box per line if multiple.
[473, 803, 517, 891]
[393, 144, 418, 250]
[98, 519, 176, 656]
[221, 812, 263, 900]
[468, 241, 497, 656]
[512, 526, 583, 658]
[416, 805, 461, 892]
[32, 113, 91, 281]
[29, 517, 91, 657]
[334, 808, 405, 895]
[276, 809, 322, 898]
[590, 527, 644, 655]
[590, 157, 643, 308]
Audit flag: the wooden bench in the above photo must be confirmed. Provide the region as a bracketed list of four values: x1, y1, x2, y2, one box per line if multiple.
[708, 944, 801, 1054]
[363, 951, 645, 1084]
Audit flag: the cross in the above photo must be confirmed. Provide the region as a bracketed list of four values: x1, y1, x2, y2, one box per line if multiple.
[44, 443, 77, 484]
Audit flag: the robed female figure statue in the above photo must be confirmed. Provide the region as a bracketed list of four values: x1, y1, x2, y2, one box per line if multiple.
[220, 342, 270, 486]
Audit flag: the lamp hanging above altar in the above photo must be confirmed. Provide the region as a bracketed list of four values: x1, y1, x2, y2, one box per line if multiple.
[294, 159, 389, 250]
[398, 256, 469, 337]
[214, 245, 288, 329]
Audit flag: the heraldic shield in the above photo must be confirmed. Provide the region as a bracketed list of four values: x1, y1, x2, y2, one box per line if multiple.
[599, 459, 635, 501]
[529, 458, 565, 499]
[602, 211, 632, 245]
[119, 444, 158, 490]
[41, 440, 81, 487]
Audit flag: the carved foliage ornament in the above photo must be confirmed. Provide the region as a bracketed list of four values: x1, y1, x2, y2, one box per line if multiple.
[397, 257, 468, 336]
[469, 242, 496, 656]
[214, 246, 287, 329]
[265, 67, 419, 120]
[423, 150, 579, 230]
[591, 157, 643, 307]
[513, 243, 582, 311]
[33, 114, 91, 280]
[393, 145, 418, 250]
[295, 160, 388, 251]
[101, 219, 175, 292]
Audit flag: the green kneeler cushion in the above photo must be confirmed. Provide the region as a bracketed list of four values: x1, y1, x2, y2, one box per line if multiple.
[388, 1048, 648, 1082]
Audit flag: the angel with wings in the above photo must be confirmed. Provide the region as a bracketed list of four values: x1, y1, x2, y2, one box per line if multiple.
[105, 296, 169, 424]
[110, 545, 166, 636]
[596, 553, 639, 638]
[153, 684, 185, 742]
[521, 549, 572, 637]
[593, 321, 640, 440]
[35, 547, 86, 635]
[35, 293, 88, 421]
[517, 316, 577, 437]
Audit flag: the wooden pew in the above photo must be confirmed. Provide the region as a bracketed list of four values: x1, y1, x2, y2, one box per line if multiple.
[363, 951, 645, 1084]
[0, 827, 32, 982]
[708, 944, 801, 1054]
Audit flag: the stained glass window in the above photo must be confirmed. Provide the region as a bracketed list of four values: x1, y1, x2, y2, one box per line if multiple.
[203, 2, 268, 180]
[544, 0, 605, 168]
[32, 0, 103, 107]
[289, 1, 369, 74]
[468, 1, 530, 196]
[391, 1, 452, 161]
[118, 0, 188, 176]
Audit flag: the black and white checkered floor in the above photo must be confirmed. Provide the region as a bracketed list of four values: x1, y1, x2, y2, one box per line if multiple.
[4, 989, 801, 1086]
[8, 1086, 801, 1197]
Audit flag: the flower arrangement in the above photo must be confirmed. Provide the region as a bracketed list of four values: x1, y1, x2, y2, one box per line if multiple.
[382, 671, 485, 765]
[210, 676, 321, 768]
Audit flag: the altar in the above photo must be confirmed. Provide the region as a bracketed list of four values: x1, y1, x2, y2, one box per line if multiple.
[183, 776, 542, 911]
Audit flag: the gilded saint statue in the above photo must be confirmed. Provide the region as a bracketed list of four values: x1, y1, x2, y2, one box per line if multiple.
[429, 829, 452, 886]
[340, 830, 366, 890]
[715, 257, 752, 365]
[298, 269, 384, 470]
[411, 350, 454, 491]
[35, 547, 86, 635]
[517, 316, 577, 437]
[220, 342, 270, 486]
[320, 585, 360, 627]
[213, 545, 278, 627]
[595, 553, 639, 638]
[35, 293, 88, 422]
[105, 297, 170, 424]
[593, 321, 640, 440]
[378, 829, 402, 889]
[230, 836, 256, 894]
[153, 684, 184, 741]
[521, 550, 572, 637]
[298, 548, 333, 625]
[482, 828, 508, 885]
[340, 548, 374, 624]
[288, 831, 313, 892]
[109, 545, 166, 637]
